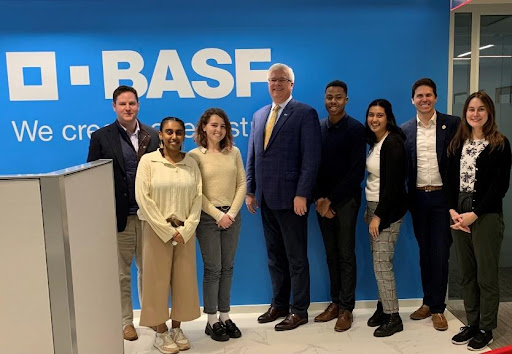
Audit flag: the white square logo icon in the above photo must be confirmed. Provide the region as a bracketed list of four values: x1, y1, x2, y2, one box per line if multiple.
[6, 52, 59, 101]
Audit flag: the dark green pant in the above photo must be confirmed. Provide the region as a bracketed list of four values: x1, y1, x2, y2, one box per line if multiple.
[452, 193, 504, 330]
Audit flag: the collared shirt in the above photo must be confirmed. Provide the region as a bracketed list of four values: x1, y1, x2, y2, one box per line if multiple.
[119, 120, 140, 153]
[416, 112, 442, 187]
[135, 150, 202, 243]
[265, 95, 293, 129]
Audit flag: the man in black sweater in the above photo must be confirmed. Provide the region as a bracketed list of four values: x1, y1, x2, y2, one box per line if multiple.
[314, 80, 366, 332]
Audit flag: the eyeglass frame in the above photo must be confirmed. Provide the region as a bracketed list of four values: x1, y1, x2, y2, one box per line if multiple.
[267, 78, 292, 83]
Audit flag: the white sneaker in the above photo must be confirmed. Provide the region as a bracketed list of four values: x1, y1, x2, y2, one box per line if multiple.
[153, 332, 179, 354]
[170, 327, 191, 351]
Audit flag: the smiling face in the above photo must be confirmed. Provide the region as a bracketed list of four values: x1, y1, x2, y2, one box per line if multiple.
[267, 68, 293, 104]
[203, 114, 227, 148]
[412, 85, 437, 118]
[466, 97, 489, 133]
[159, 120, 185, 153]
[325, 86, 348, 119]
[367, 105, 388, 139]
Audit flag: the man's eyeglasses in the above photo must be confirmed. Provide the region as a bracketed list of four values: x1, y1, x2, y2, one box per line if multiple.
[268, 78, 291, 83]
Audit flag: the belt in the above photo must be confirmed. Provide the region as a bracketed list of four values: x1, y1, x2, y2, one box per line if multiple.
[417, 185, 443, 192]
[216, 206, 230, 212]
[166, 215, 184, 227]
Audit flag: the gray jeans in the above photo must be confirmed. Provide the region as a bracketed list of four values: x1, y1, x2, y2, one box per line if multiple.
[196, 211, 241, 314]
[366, 202, 403, 314]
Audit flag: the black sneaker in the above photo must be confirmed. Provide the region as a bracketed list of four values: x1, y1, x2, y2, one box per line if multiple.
[452, 326, 479, 345]
[468, 330, 493, 351]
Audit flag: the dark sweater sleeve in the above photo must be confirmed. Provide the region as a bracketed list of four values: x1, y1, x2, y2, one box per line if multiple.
[446, 148, 461, 211]
[474, 138, 512, 216]
[374, 134, 406, 220]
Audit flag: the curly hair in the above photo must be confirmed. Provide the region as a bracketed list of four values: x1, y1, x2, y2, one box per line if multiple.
[194, 107, 233, 150]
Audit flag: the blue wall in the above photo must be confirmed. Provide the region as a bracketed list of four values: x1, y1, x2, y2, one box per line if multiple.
[0, 1, 451, 309]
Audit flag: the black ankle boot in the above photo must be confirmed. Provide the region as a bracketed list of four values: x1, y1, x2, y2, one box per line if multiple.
[374, 313, 403, 337]
[367, 301, 386, 327]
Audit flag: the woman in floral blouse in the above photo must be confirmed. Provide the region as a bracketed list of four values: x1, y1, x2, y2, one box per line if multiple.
[446, 90, 511, 351]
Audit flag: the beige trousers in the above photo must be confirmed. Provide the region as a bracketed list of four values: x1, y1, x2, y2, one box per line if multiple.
[139, 221, 200, 326]
[117, 215, 143, 327]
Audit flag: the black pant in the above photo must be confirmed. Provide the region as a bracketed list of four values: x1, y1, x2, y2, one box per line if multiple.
[452, 192, 503, 331]
[317, 195, 360, 311]
[411, 190, 452, 313]
[261, 197, 310, 317]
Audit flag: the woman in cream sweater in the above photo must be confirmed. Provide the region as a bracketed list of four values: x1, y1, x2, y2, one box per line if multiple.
[189, 108, 246, 342]
[136, 117, 202, 354]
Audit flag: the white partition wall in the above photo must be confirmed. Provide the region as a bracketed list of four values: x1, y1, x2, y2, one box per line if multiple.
[0, 179, 54, 354]
[0, 160, 123, 354]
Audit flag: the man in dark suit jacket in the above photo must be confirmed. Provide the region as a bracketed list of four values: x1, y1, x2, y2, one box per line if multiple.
[246, 63, 321, 331]
[401, 78, 459, 331]
[87, 85, 159, 341]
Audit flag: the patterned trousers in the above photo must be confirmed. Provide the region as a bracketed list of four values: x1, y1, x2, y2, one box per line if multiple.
[366, 201, 403, 314]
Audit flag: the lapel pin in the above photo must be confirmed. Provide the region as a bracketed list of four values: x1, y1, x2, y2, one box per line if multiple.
[284, 113, 288, 117]
[442, 125, 446, 130]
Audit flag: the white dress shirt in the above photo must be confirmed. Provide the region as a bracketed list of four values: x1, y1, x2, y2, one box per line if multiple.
[416, 112, 442, 187]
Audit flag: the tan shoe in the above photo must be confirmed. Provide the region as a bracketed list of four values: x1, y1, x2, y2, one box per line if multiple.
[410, 304, 431, 320]
[170, 328, 191, 351]
[334, 309, 353, 332]
[432, 313, 448, 331]
[314, 303, 339, 322]
[123, 324, 138, 341]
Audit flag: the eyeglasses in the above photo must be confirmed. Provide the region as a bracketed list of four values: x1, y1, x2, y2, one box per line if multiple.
[268, 78, 291, 83]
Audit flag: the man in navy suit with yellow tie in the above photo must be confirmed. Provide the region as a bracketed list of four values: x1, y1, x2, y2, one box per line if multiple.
[246, 63, 321, 331]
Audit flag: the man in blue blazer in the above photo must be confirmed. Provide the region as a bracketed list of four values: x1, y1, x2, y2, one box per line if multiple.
[87, 86, 159, 341]
[401, 78, 459, 331]
[246, 63, 322, 331]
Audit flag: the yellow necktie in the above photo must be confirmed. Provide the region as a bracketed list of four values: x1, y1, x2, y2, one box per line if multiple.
[264, 105, 280, 149]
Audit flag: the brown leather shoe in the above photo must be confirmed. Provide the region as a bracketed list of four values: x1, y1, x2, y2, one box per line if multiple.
[257, 306, 289, 323]
[123, 324, 138, 341]
[275, 313, 308, 331]
[314, 303, 339, 322]
[410, 304, 431, 320]
[432, 313, 448, 331]
[334, 309, 353, 332]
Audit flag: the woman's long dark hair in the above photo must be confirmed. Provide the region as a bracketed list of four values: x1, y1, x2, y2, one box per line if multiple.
[364, 99, 405, 146]
[448, 90, 505, 155]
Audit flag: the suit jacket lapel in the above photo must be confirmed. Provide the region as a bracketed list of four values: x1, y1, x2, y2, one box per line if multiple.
[436, 112, 447, 166]
[107, 123, 126, 174]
